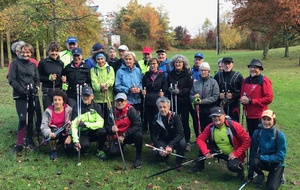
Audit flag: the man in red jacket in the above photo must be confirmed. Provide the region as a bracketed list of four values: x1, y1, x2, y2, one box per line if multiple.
[189, 107, 251, 180]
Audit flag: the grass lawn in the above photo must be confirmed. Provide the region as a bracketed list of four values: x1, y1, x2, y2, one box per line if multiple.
[0, 46, 299, 189]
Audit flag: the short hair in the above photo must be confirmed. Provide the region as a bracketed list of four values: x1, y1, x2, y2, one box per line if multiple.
[51, 89, 67, 104]
[47, 41, 60, 52]
[92, 50, 108, 62]
[170, 54, 190, 69]
[156, 96, 171, 107]
[217, 58, 223, 65]
[20, 43, 34, 55]
[124, 51, 136, 61]
[148, 57, 159, 65]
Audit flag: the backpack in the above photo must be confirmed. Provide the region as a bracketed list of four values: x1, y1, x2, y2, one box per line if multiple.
[217, 71, 241, 92]
[93, 66, 111, 77]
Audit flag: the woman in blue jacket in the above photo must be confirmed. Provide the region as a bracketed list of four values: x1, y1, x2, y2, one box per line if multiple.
[249, 110, 286, 189]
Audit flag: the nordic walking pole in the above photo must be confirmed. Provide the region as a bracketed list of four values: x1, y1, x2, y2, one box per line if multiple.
[116, 132, 127, 170]
[142, 87, 146, 123]
[145, 144, 188, 159]
[52, 79, 55, 91]
[174, 83, 178, 114]
[226, 90, 230, 117]
[24, 84, 30, 161]
[30, 84, 40, 147]
[170, 83, 174, 112]
[195, 104, 201, 135]
[238, 173, 258, 190]
[76, 84, 82, 166]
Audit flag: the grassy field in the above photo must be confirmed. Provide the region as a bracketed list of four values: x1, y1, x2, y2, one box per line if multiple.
[0, 47, 300, 190]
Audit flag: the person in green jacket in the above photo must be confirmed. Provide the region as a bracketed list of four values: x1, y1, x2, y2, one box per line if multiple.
[71, 86, 107, 160]
[90, 51, 115, 121]
[59, 36, 78, 67]
[138, 46, 152, 74]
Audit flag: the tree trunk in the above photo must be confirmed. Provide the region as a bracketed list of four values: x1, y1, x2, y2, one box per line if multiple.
[284, 36, 289, 57]
[35, 41, 40, 62]
[43, 40, 46, 58]
[0, 31, 4, 68]
[6, 31, 12, 63]
[262, 42, 269, 60]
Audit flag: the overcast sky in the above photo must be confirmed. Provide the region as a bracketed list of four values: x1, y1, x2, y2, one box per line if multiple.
[91, 0, 233, 37]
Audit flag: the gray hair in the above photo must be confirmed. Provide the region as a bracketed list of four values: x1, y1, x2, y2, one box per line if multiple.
[170, 54, 190, 69]
[156, 96, 171, 107]
[124, 51, 136, 61]
[217, 58, 223, 65]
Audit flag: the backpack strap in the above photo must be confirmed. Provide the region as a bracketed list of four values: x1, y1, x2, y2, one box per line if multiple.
[227, 119, 236, 147]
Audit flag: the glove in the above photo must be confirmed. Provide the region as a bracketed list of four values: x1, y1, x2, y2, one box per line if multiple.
[78, 121, 86, 128]
[168, 87, 174, 93]
[254, 153, 261, 159]
[172, 88, 180, 95]
[21, 88, 30, 96]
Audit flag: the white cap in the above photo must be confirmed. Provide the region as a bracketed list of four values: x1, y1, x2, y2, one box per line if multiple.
[118, 45, 129, 51]
[200, 62, 211, 71]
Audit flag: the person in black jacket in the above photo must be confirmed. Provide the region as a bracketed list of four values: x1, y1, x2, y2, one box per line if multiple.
[214, 57, 243, 122]
[8, 43, 40, 153]
[167, 54, 193, 149]
[61, 47, 91, 109]
[141, 58, 168, 133]
[151, 96, 186, 170]
[38, 42, 64, 110]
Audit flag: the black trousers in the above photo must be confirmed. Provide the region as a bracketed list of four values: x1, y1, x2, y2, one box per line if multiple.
[79, 128, 107, 151]
[250, 158, 284, 190]
[246, 118, 261, 138]
[143, 105, 158, 133]
[108, 130, 143, 159]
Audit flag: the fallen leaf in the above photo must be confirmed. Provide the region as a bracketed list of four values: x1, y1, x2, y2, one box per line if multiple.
[292, 180, 300, 185]
[85, 179, 90, 184]
[37, 180, 42, 185]
[109, 171, 113, 175]
[153, 186, 161, 189]
[194, 180, 200, 184]
[64, 187, 69, 190]
[96, 181, 102, 186]
[104, 177, 109, 181]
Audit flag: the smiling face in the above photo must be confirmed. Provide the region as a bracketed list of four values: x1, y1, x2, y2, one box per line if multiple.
[158, 101, 170, 116]
[222, 61, 233, 72]
[20, 47, 33, 60]
[49, 50, 59, 60]
[249, 66, 261, 77]
[149, 59, 159, 72]
[115, 99, 127, 110]
[82, 94, 94, 105]
[157, 52, 167, 63]
[125, 54, 135, 68]
[96, 56, 106, 67]
[53, 95, 64, 110]
[261, 116, 275, 129]
[211, 114, 226, 128]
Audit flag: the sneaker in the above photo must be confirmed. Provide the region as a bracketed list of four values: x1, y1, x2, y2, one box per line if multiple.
[133, 159, 142, 169]
[281, 173, 286, 185]
[27, 143, 37, 150]
[13, 145, 23, 154]
[254, 174, 265, 188]
[237, 168, 245, 180]
[186, 143, 191, 151]
[50, 150, 57, 161]
[188, 161, 204, 174]
[96, 150, 107, 161]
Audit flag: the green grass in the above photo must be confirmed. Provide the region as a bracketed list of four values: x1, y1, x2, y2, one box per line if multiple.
[1, 47, 300, 189]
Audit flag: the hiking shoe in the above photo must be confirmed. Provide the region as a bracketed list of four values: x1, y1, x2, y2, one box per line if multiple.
[27, 143, 37, 150]
[96, 150, 107, 161]
[237, 168, 245, 180]
[13, 145, 23, 154]
[188, 161, 204, 174]
[186, 143, 191, 151]
[133, 159, 142, 169]
[254, 174, 265, 188]
[50, 150, 58, 161]
[281, 173, 286, 185]
[176, 164, 183, 172]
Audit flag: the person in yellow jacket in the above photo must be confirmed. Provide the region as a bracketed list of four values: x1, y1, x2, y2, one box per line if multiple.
[71, 86, 107, 160]
[90, 51, 115, 121]
[138, 46, 152, 74]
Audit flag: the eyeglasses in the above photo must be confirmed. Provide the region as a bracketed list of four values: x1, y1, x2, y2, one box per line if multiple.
[201, 69, 209, 72]
[116, 99, 125, 103]
[21, 51, 31, 54]
[149, 62, 158, 65]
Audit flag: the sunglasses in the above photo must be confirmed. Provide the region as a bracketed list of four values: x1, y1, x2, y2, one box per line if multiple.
[116, 99, 125, 103]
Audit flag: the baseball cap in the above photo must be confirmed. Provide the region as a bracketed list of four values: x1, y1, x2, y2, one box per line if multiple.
[142, 46, 152, 54]
[209, 107, 225, 117]
[156, 49, 166, 53]
[66, 36, 78, 44]
[222, 57, 234, 63]
[261, 110, 276, 119]
[72, 47, 82, 55]
[92, 43, 104, 51]
[115, 93, 127, 100]
[194, 52, 204, 59]
[82, 86, 93, 95]
[118, 45, 129, 51]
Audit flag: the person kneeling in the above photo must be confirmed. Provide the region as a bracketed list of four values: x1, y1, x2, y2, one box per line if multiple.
[71, 86, 107, 160]
[189, 107, 251, 181]
[40, 89, 73, 161]
[248, 110, 286, 189]
[151, 96, 186, 171]
[106, 93, 143, 169]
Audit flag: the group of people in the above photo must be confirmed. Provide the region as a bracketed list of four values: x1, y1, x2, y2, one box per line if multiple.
[7, 36, 286, 189]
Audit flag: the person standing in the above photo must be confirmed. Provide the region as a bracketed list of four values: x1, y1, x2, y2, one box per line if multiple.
[61, 47, 91, 109]
[107, 46, 119, 66]
[240, 59, 273, 138]
[191, 52, 204, 82]
[115, 51, 143, 112]
[214, 57, 244, 122]
[38, 41, 64, 110]
[141, 58, 168, 133]
[85, 43, 105, 69]
[138, 46, 152, 74]
[156, 49, 172, 77]
[189, 107, 251, 180]
[151, 96, 186, 171]
[90, 51, 115, 121]
[189, 62, 219, 137]
[248, 110, 286, 189]
[40, 89, 72, 160]
[71, 86, 108, 160]
[106, 93, 143, 168]
[59, 36, 78, 67]
[8, 43, 40, 153]
[167, 55, 193, 150]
